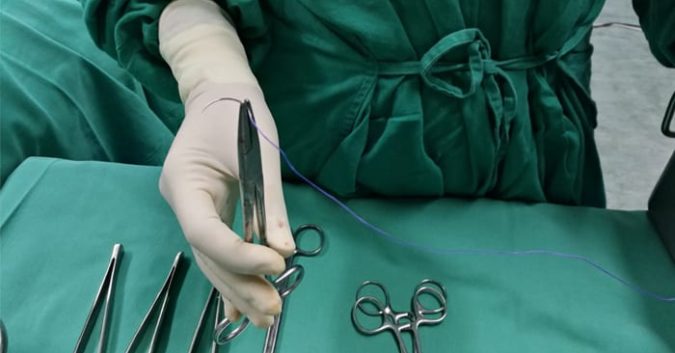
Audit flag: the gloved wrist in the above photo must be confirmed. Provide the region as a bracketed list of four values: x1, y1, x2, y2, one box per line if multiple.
[159, 0, 258, 102]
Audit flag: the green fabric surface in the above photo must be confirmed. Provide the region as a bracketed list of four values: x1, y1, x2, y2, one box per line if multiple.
[1, 158, 674, 352]
[0, 0, 182, 185]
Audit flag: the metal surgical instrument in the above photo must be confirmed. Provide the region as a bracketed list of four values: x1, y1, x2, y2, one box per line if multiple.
[74, 243, 123, 353]
[214, 265, 305, 344]
[211, 293, 224, 353]
[124, 252, 183, 353]
[0, 320, 7, 353]
[263, 224, 326, 353]
[190, 288, 229, 353]
[351, 280, 448, 353]
[188, 287, 220, 353]
[213, 100, 306, 345]
[238, 99, 266, 246]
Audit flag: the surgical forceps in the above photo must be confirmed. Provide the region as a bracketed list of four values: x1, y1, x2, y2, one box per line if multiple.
[74, 244, 123, 353]
[213, 100, 306, 344]
[124, 252, 183, 353]
[0, 320, 7, 353]
[188, 288, 220, 353]
[351, 280, 448, 353]
[262, 224, 325, 353]
[189, 287, 233, 353]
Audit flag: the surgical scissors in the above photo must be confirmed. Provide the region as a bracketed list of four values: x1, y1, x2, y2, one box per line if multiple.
[213, 100, 306, 345]
[351, 280, 448, 353]
[262, 224, 326, 353]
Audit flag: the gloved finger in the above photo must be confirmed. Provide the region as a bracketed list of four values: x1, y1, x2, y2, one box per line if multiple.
[221, 295, 241, 323]
[214, 178, 238, 227]
[194, 249, 277, 327]
[259, 163, 295, 258]
[194, 247, 282, 315]
[252, 107, 295, 258]
[162, 164, 286, 275]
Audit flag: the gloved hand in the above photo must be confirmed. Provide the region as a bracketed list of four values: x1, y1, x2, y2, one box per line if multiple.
[158, 0, 295, 328]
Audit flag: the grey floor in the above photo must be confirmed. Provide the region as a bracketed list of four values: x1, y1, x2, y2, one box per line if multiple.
[592, 1, 675, 210]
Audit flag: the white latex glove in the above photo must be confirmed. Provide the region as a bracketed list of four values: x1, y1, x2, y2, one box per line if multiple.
[158, 0, 295, 328]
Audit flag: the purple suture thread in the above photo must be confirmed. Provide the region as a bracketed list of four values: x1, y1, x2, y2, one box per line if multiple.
[247, 113, 675, 303]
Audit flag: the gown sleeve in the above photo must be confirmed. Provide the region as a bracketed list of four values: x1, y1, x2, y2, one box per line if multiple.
[77, 0, 181, 101]
[633, 0, 675, 67]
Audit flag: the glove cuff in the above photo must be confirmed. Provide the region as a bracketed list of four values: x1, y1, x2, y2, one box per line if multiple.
[159, 0, 259, 102]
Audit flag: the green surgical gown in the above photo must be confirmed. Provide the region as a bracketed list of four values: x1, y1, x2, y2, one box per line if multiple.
[74, 0, 675, 206]
[2, 0, 674, 205]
